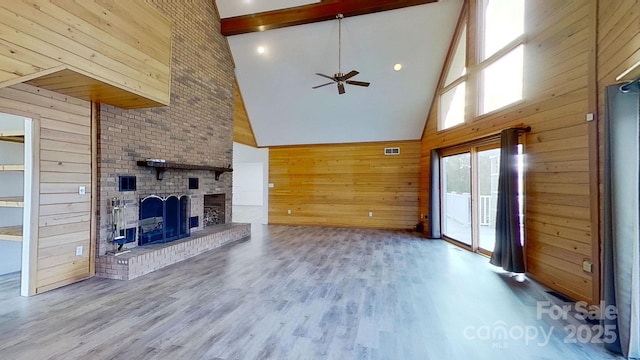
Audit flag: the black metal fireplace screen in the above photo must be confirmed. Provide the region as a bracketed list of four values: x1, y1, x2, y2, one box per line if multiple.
[139, 195, 190, 246]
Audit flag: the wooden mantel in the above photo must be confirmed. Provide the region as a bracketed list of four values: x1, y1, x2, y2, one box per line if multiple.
[137, 160, 233, 181]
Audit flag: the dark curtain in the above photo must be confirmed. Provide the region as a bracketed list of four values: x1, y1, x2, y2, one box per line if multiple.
[603, 82, 640, 359]
[490, 129, 525, 273]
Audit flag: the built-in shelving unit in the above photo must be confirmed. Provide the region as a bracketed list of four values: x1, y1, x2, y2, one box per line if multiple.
[137, 160, 233, 180]
[0, 128, 25, 244]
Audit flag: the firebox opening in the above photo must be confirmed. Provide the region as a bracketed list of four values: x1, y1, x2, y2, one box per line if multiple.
[204, 194, 225, 226]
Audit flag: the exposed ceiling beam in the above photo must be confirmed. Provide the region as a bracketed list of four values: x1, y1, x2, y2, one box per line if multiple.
[220, 0, 438, 36]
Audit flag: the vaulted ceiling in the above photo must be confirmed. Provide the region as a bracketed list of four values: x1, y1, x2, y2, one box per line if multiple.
[217, 0, 463, 147]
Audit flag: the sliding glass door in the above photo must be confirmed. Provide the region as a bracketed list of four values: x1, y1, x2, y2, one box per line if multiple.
[441, 152, 472, 245]
[439, 143, 522, 254]
[477, 148, 500, 253]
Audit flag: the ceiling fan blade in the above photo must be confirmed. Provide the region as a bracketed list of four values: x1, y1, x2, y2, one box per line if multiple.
[338, 82, 345, 95]
[341, 70, 359, 80]
[315, 73, 336, 81]
[312, 82, 334, 89]
[346, 80, 370, 87]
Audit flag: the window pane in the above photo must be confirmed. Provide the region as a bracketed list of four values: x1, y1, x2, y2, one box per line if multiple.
[478, 148, 500, 252]
[442, 152, 472, 245]
[444, 25, 466, 87]
[482, 0, 524, 60]
[439, 82, 465, 130]
[480, 45, 523, 114]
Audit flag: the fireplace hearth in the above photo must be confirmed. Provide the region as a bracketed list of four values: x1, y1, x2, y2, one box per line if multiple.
[204, 194, 225, 226]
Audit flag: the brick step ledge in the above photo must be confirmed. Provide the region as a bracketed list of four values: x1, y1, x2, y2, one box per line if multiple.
[96, 223, 251, 280]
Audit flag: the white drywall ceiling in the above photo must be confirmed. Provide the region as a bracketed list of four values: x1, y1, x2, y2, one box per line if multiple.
[217, 0, 463, 146]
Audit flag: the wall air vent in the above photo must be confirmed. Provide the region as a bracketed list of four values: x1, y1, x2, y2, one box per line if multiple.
[384, 147, 400, 156]
[118, 175, 137, 192]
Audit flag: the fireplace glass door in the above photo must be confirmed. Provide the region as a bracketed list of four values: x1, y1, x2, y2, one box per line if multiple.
[139, 195, 190, 246]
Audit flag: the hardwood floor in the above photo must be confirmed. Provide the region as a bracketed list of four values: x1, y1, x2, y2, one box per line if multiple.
[0, 225, 622, 359]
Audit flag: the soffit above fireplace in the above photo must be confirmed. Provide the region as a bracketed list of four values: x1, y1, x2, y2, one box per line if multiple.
[23, 67, 168, 109]
[0, 0, 171, 109]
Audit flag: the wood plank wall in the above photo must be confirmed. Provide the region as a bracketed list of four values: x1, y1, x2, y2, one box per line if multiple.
[420, 0, 598, 303]
[597, 3, 640, 156]
[0, 0, 171, 108]
[597, 0, 640, 88]
[233, 78, 257, 147]
[269, 141, 420, 229]
[0, 84, 92, 294]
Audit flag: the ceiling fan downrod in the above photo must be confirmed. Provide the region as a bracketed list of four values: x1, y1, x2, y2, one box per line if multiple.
[337, 13, 343, 78]
[311, 13, 371, 94]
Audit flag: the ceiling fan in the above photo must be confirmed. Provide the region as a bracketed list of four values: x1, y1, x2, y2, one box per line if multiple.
[312, 14, 371, 95]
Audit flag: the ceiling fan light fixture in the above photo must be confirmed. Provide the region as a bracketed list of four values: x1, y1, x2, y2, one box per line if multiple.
[311, 13, 371, 94]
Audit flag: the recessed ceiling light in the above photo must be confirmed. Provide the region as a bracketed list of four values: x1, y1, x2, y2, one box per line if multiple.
[257, 46, 266, 54]
[394, 63, 402, 71]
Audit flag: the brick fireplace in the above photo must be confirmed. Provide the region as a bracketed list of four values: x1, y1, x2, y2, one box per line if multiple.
[94, 0, 247, 280]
